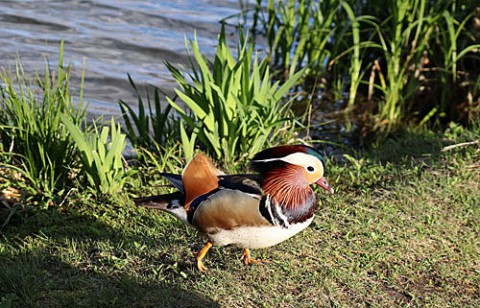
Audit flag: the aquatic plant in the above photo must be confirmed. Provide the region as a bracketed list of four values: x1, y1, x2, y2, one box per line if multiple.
[247, 0, 480, 135]
[165, 26, 303, 165]
[119, 74, 178, 150]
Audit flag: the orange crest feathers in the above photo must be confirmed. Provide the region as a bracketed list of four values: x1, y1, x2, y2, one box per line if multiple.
[182, 153, 223, 208]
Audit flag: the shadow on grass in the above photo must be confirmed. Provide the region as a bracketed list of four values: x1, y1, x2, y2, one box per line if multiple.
[0, 252, 218, 307]
[0, 207, 219, 307]
[366, 130, 445, 163]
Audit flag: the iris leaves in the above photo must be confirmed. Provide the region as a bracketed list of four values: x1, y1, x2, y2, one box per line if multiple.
[166, 26, 302, 164]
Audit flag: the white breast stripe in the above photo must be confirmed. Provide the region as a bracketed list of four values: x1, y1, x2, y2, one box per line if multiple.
[265, 195, 276, 224]
[272, 200, 290, 228]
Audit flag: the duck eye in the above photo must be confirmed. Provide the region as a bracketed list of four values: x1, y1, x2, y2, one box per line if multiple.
[307, 166, 315, 172]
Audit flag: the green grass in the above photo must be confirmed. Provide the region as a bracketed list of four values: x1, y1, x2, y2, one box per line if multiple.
[1, 129, 479, 307]
[0, 44, 136, 204]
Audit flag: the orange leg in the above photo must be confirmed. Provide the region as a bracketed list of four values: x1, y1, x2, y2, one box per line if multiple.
[196, 241, 213, 272]
[241, 248, 271, 266]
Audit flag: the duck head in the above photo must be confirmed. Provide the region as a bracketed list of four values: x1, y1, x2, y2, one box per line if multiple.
[251, 145, 334, 194]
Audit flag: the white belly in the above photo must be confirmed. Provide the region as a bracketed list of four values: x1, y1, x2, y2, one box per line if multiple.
[207, 216, 314, 249]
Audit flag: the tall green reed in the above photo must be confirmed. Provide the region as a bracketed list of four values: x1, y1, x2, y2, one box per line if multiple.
[370, 0, 431, 129]
[0, 42, 86, 204]
[370, 0, 480, 129]
[254, 0, 336, 80]
[251, 0, 374, 109]
[246, 0, 480, 135]
[430, 2, 480, 124]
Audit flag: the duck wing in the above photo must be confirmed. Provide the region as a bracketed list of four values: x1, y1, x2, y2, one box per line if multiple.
[217, 174, 263, 195]
[188, 188, 271, 234]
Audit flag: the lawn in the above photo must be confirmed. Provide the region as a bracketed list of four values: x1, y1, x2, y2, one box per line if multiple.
[1, 130, 479, 307]
[1, 1, 479, 305]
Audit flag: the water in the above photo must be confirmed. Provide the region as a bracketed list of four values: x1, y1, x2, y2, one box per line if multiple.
[0, 0, 247, 117]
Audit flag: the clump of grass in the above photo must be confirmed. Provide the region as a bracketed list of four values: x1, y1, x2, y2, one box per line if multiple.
[166, 26, 303, 165]
[0, 42, 137, 204]
[61, 116, 133, 197]
[0, 42, 86, 205]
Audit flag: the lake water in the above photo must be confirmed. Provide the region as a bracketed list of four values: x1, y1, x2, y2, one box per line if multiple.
[0, 0, 250, 117]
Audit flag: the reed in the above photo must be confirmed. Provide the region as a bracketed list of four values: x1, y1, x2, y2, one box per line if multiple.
[253, 0, 337, 80]
[370, 0, 432, 129]
[247, 0, 480, 135]
[0, 42, 86, 204]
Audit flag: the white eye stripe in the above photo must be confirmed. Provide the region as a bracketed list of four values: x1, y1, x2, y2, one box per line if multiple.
[280, 153, 323, 171]
[253, 153, 324, 174]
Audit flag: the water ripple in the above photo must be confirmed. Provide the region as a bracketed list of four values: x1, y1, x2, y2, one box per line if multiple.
[0, 0, 244, 117]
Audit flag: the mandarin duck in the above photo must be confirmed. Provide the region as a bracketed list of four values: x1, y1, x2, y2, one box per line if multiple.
[134, 145, 333, 272]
